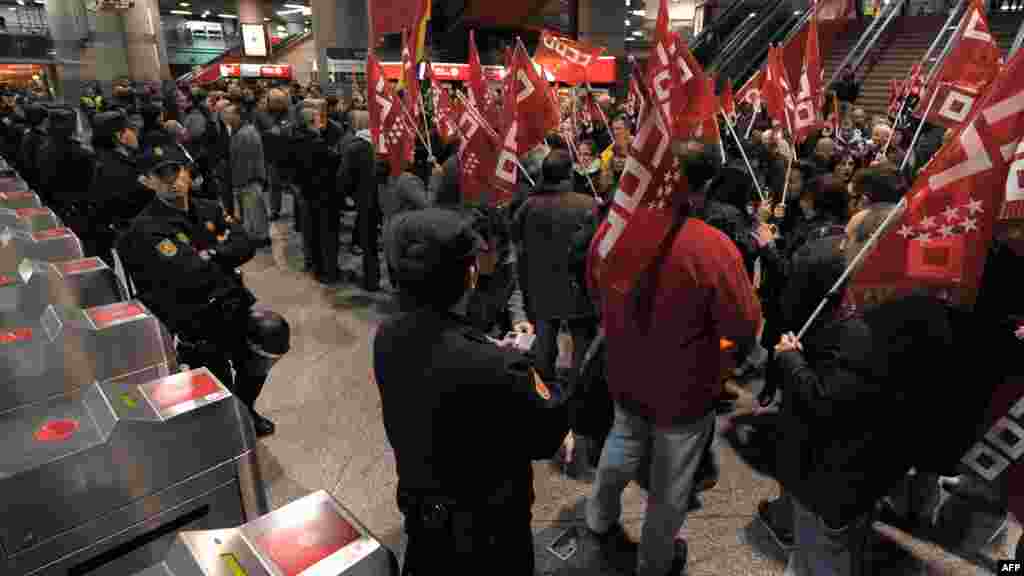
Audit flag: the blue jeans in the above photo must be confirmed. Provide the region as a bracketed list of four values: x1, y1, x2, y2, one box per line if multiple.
[586, 403, 714, 576]
[785, 499, 872, 576]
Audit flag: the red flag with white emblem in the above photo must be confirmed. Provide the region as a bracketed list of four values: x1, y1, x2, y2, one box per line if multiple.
[721, 77, 737, 122]
[455, 96, 517, 206]
[400, 28, 420, 118]
[917, 0, 1001, 130]
[534, 30, 605, 78]
[792, 3, 823, 144]
[761, 45, 795, 134]
[589, 80, 690, 296]
[503, 38, 560, 155]
[367, 52, 415, 177]
[467, 30, 499, 129]
[851, 45, 1024, 309]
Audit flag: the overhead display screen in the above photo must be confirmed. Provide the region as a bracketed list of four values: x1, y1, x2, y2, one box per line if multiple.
[241, 23, 268, 57]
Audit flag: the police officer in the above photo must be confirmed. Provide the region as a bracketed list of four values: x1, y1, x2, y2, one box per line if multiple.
[38, 106, 95, 224]
[374, 208, 569, 574]
[117, 143, 289, 437]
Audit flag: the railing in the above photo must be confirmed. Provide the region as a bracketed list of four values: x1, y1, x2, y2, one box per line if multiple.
[710, 0, 792, 73]
[921, 0, 967, 86]
[1012, 10, 1024, 56]
[721, 1, 807, 86]
[0, 31, 54, 60]
[691, 0, 761, 65]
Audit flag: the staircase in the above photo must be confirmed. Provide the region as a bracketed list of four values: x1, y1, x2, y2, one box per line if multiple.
[851, 16, 946, 116]
[822, 19, 871, 90]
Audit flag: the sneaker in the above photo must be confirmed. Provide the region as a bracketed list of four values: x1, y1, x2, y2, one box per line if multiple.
[757, 498, 795, 550]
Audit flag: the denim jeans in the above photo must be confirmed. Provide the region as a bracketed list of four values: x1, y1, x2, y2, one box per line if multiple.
[785, 499, 872, 576]
[586, 403, 714, 576]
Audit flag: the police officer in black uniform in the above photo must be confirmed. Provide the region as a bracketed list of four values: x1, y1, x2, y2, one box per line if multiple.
[117, 143, 289, 437]
[374, 208, 569, 574]
[88, 110, 150, 261]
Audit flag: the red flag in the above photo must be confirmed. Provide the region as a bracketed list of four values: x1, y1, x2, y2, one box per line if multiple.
[792, 4, 823, 143]
[503, 39, 560, 155]
[762, 46, 795, 134]
[426, 63, 457, 142]
[400, 28, 420, 117]
[467, 30, 489, 118]
[737, 71, 763, 110]
[918, 0, 1001, 129]
[852, 45, 1024, 308]
[367, 52, 415, 177]
[589, 81, 690, 296]
[455, 97, 516, 205]
[669, 32, 713, 139]
[534, 30, 605, 78]
[888, 79, 902, 117]
[646, 0, 681, 137]
[721, 77, 737, 121]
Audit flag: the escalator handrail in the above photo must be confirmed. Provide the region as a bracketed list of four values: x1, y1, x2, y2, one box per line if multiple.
[715, 1, 809, 76]
[729, 12, 805, 88]
[1012, 9, 1024, 57]
[691, 0, 757, 53]
[827, 8, 885, 84]
[710, 0, 792, 72]
[846, 0, 912, 75]
[922, 0, 967, 87]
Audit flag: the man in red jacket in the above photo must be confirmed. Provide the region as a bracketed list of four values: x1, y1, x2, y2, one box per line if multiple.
[584, 148, 763, 576]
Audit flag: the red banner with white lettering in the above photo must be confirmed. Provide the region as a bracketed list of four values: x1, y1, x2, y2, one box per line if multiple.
[368, 52, 415, 177]
[455, 97, 516, 206]
[792, 5, 823, 144]
[590, 81, 690, 296]
[534, 30, 606, 81]
[427, 63, 457, 142]
[503, 40, 559, 155]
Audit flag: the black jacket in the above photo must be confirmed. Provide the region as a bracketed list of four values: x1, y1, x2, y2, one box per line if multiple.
[118, 197, 255, 338]
[337, 131, 378, 215]
[90, 147, 154, 224]
[38, 138, 94, 210]
[374, 309, 568, 502]
[514, 181, 597, 321]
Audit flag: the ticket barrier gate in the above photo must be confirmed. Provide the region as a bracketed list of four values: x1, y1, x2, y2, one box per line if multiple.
[0, 207, 63, 234]
[0, 257, 125, 325]
[0, 368, 270, 576]
[0, 175, 27, 188]
[0, 190, 42, 210]
[133, 490, 397, 576]
[0, 300, 178, 413]
[0, 227, 84, 272]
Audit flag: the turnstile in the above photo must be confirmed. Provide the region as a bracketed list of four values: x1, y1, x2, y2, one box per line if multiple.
[0, 257, 125, 324]
[0, 300, 178, 412]
[0, 227, 84, 271]
[0, 190, 42, 210]
[0, 368, 269, 576]
[133, 490, 397, 576]
[0, 175, 28, 190]
[0, 207, 62, 234]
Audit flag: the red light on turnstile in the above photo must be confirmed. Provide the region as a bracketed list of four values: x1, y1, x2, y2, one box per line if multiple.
[34, 419, 79, 442]
[0, 274, 15, 286]
[255, 502, 360, 576]
[0, 327, 31, 344]
[57, 257, 106, 276]
[31, 228, 72, 241]
[15, 208, 50, 218]
[0, 192, 34, 200]
[87, 302, 147, 329]
[149, 371, 222, 410]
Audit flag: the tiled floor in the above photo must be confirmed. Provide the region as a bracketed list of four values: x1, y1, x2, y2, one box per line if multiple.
[245, 214, 1020, 575]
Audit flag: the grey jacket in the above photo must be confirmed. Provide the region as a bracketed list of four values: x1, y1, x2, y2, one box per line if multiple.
[380, 172, 430, 223]
[230, 122, 266, 189]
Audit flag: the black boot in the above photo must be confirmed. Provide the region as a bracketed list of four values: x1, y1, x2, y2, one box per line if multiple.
[757, 495, 795, 550]
[249, 408, 276, 437]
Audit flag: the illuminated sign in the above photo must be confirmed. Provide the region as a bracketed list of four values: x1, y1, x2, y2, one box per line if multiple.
[241, 23, 268, 57]
[31, 228, 73, 241]
[86, 302, 147, 329]
[56, 257, 106, 277]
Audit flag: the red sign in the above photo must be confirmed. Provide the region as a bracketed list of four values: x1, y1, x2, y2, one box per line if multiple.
[15, 208, 50, 219]
[0, 327, 32, 344]
[31, 228, 72, 241]
[0, 275, 16, 286]
[147, 371, 222, 410]
[34, 419, 80, 442]
[87, 302, 147, 329]
[380, 57, 617, 84]
[256, 500, 360, 576]
[57, 257, 105, 276]
[0, 192, 35, 201]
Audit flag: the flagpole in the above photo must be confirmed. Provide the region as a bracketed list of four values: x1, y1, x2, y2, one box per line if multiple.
[899, 85, 941, 172]
[796, 197, 907, 340]
[586, 80, 614, 140]
[882, 95, 909, 158]
[717, 114, 727, 166]
[745, 100, 759, 139]
[722, 106, 766, 202]
[417, 90, 435, 161]
[396, 95, 431, 155]
[781, 152, 794, 205]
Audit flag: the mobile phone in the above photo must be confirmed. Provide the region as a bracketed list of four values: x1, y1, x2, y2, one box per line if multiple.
[547, 527, 578, 561]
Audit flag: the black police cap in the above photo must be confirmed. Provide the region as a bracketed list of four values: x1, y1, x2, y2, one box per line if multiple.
[385, 208, 485, 285]
[92, 110, 129, 145]
[137, 142, 190, 175]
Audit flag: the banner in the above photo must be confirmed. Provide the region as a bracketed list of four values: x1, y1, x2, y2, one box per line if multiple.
[534, 30, 606, 80]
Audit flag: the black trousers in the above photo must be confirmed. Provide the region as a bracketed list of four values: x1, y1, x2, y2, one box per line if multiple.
[357, 197, 381, 291]
[318, 187, 342, 283]
[297, 185, 323, 274]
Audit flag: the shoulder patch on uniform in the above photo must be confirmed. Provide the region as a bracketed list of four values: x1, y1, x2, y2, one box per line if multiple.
[157, 239, 178, 257]
[175, 232, 190, 244]
[206, 221, 216, 232]
[153, 146, 163, 157]
[533, 370, 551, 401]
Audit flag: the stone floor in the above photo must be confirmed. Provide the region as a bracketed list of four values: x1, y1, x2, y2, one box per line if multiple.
[243, 211, 1021, 575]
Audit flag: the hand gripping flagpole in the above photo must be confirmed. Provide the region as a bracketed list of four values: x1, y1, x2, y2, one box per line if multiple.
[882, 95, 910, 158]
[455, 90, 536, 189]
[899, 84, 941, 172]
[795, 196, 907, 340]
[722, 106, 766, 203]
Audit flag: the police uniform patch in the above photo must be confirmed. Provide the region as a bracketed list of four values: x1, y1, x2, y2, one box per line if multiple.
[175, 232, 190, 244]
[153, 147, 163, 157]
[157, 239, 178, 257]
[533, 371, 551, 401]
[216, 234, 227, 243]
[206, 221, 216, 232]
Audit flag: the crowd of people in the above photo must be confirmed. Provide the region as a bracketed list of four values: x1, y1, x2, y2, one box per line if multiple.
[1, 69, 1021, 576]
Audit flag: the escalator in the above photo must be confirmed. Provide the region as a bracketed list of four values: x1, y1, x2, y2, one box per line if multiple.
[691, 0, 771, 67]
[713, 0, 804, 86]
